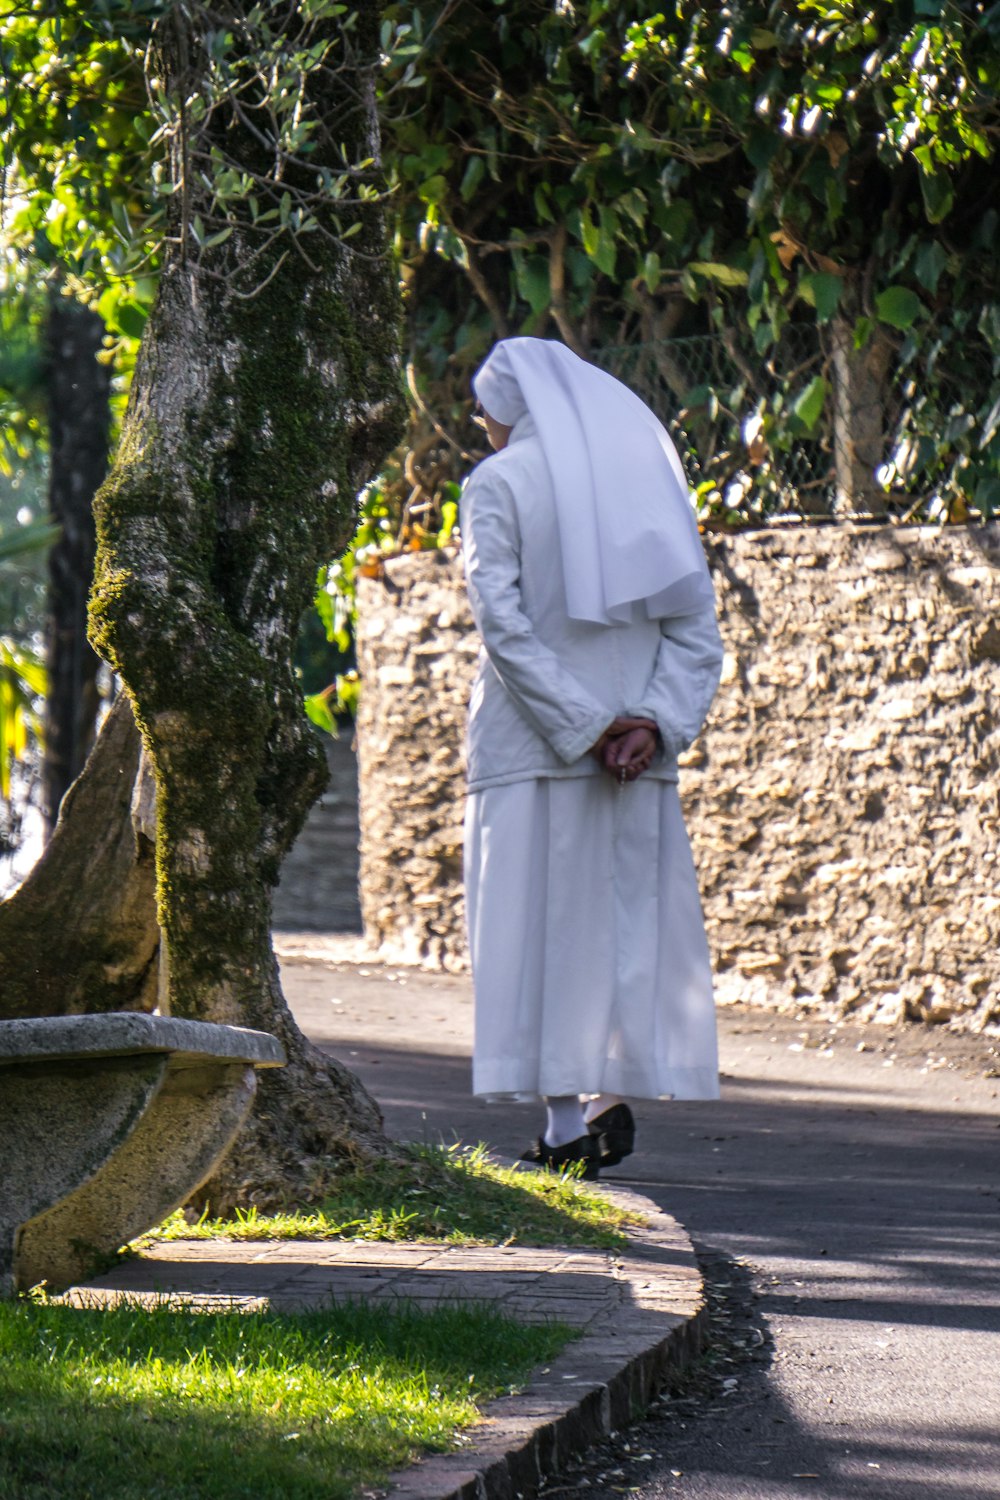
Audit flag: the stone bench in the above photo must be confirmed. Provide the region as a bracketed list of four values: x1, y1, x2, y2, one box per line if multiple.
[0, 1012, 285, 1295]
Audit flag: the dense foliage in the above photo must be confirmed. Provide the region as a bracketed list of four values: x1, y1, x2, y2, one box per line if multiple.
[381, 0, 1000, 526]
[4, 1, 1000, 734]
[0, 2, 156, 806]
[0, 3, 158, 364]
[4, 1, 1000, 528]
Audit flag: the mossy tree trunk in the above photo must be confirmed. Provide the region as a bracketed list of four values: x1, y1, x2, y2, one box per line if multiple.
[0, 0, 407, 1211]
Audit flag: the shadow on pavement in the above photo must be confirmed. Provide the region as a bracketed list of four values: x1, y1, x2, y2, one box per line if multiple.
[309, 1034, 1000, 1345]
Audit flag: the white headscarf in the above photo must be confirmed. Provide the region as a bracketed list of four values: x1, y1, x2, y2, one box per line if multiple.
[473, 337, 712, 626]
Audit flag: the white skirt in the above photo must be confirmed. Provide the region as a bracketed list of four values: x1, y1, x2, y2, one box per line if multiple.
[464, 775, 719, 1102]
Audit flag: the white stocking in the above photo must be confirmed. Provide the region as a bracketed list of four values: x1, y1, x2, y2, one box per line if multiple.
[543, 1095, 587, 1148]
[583, 1093, 624, 1124]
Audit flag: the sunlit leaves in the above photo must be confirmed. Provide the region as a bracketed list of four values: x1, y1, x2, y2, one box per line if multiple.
[688, 263, 750, 290]
[0, 8, 157, 288]
[303, 686, 338, 735]
[1, 0, 386, 328]
[0, 635, 45, 802]
[0, 4, 159, 443]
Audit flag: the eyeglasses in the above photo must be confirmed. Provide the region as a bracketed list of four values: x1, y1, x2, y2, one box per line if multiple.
[471, 402, 487, 431]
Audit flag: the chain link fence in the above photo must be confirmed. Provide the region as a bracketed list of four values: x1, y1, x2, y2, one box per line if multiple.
[597, 325, 1000, 523]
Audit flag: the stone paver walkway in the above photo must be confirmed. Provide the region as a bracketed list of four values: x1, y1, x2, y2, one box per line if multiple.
[67, 1183, 699, 1330]
[67, 1239, 627, 1324]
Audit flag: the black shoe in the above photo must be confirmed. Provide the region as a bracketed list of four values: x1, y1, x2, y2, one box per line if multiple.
[519, 1133, 600, 1180]
[586, 1103, 635, 1168]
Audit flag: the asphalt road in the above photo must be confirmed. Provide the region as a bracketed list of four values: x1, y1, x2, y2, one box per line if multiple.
[281, 949, 1000, 1500]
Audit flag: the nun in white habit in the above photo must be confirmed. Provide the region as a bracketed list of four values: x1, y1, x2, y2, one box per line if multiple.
[461, 337, 723, 1177]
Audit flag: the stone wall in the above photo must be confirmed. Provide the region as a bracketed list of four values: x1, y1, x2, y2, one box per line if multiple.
[355, 527, 1000, 1029]
[356, 552, 476, 969]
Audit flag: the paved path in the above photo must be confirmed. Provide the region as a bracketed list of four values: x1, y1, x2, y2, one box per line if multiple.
[279, 942, 1000, 1500]
[72, 1232, 695, 1334]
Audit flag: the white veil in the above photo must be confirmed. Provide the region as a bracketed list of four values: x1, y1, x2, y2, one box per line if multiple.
[472, 337, 712, 626]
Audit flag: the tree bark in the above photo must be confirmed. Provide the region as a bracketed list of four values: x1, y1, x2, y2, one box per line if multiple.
[831, 313, 892, 517]
[42, 292, 108, 834]
[0, 0, 408, 1209]
[0, 693, 159, 1019]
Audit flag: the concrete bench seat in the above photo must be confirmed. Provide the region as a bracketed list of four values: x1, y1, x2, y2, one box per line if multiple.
[0, 1013, 285, 1295]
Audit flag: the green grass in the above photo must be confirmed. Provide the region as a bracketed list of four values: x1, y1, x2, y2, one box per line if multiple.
[3, 1144, 634, 1498]
[0, 1296, 572, 1500]
[146, 1142, 641, 1251]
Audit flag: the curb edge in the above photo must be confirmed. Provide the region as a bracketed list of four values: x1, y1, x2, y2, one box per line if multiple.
[385, 1184, 706, 1500]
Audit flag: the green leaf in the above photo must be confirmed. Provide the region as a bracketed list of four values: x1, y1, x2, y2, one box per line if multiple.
[687, 261, 749, 288]
[852, 315, 874, 350]
[792, 375, 827, 432]
[593, 205, 617, 276]
[32, 228, 57, 265]
[641, 251, 661, 293]
[918, 166, 954, 224]
[753, 319, 775, 354]
[514, 256, 550, 314]
[981, 394, 1000, 448]
[683, 384, 712, 410]
[745, 131, 779, 171]
[564, 247, 594, 292]
[418, 174, 448, 205]
[334, 670, 361, 718]
[618, 190, 648, 230]
[656, 199, 695, 246]
[798, 271, 842, 322]
[580, 207, 600, 258]
[437, 499, 458, 544]
[914, 241, 948, 293]
[533, 184, 554, 224]
[875, 285, 925, 331]
[314, 586, 336, 641]
[304, 690, 337, 735]
[112, 300, 148, 339]
[577, 27, 606, 55]
[459, 156, 485, 203]
[594, 226, 617, 277]
[972, 475, 1000, 515]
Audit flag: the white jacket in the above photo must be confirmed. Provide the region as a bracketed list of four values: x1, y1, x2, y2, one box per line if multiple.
[461, 413, 724, 794]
